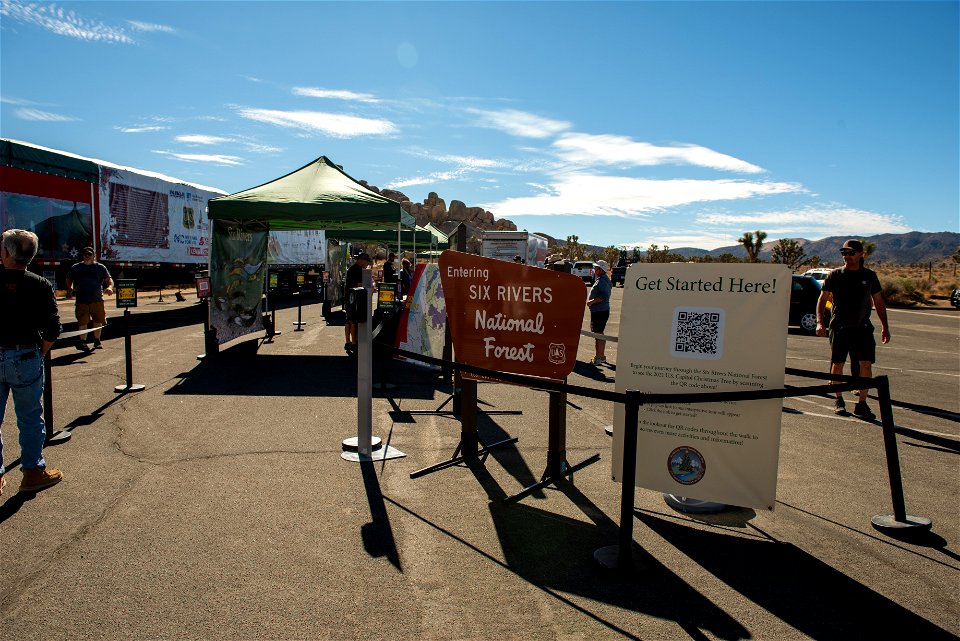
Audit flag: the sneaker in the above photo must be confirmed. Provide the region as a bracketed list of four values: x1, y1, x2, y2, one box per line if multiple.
[834, 398, 848, 416]
[93, 341, 103, 350]
[76, 342, 92, 352]
[19, 467, 63, 493]
[344, 342, 353, 354]
[592, 355, 607, 365]
[852, 401, 876, 421]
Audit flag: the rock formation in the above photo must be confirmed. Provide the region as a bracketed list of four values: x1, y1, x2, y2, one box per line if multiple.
[359, 181, 517, 234]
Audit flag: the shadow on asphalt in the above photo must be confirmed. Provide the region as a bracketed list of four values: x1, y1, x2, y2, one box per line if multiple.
[634, 511, 957, 640]
[359, 460, 401, 571]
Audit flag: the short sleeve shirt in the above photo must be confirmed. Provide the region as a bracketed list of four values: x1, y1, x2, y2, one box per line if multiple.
[822, 266, 881, 329]
[68, 261, 111, 303]
[345, 263, 363, 290]
[589, 274, 612, 313]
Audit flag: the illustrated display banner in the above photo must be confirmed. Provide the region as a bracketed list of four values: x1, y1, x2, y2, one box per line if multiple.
[612, 263, 791, 510]
[267, 229, 327, 265]
[209, 219, 268, 346]
[99, 165, 224, 264]
[439, 251, 586, 381]
[395, 263, 446, 364]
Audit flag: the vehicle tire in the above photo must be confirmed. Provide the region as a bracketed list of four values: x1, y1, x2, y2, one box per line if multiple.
[799, 312, 818, 334]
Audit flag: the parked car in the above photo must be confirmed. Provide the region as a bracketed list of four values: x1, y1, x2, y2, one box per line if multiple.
[572, 261, 596, 284]
[790, 274, 828, 333]
[951, 288, 960, 308]
[802, 268, 832, 284]
[611, 257, 639, 287]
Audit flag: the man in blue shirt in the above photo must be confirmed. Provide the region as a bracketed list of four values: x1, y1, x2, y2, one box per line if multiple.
[66, 247, 113, 351]
[586, 260, 612, 365]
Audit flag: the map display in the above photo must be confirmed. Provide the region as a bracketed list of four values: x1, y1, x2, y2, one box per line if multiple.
[395, 263, 446, 364]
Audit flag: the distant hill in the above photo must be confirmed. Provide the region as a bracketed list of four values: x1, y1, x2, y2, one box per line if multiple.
[673, 232, 960, 265]
[361, 181, 957, 265]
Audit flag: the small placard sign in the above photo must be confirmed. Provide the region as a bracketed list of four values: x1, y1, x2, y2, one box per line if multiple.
[116, 279, 138, 308]
[377, 282, 398, 311]
[296, 271, 306, 288]
[195, 276, 211, 299]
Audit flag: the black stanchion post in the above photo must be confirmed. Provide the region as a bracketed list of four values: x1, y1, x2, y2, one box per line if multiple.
[114, 309, 145, 394]
[460, 378, 479, 457]
[43, 350, 70, 444]
[595, 389, 642, 571]
[870, 375, 932, 534]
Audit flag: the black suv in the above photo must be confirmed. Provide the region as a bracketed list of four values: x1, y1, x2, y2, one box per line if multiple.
[790, 274, 827, 333]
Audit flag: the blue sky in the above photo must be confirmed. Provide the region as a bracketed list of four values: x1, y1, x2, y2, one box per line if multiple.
[2, 1, 957, 250]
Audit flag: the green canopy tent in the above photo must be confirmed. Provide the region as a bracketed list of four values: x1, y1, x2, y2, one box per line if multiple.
[330, 226, 445, 253]
[205, 155, 416, 347]
[208, 155, 415, 231]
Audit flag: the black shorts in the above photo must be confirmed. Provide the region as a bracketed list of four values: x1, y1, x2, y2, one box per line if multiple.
[829, 324, 876, 364]
[591, 310, 610, 334]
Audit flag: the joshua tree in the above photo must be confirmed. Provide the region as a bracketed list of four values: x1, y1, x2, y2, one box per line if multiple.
[771, 239, 808, 269]
[739, 230, 767, 262]
[563, 235, 584, 260]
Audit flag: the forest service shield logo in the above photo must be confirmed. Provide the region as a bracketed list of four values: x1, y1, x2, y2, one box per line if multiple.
[548, 343, 566, 365]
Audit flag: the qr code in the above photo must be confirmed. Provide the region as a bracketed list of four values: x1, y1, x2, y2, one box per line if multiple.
[670, 307, 724, 360]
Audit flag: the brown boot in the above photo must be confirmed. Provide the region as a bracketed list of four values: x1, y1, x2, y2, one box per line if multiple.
[19, 467, 63, 493]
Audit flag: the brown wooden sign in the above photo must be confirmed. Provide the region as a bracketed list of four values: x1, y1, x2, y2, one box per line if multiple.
[439, 251, 587, 381]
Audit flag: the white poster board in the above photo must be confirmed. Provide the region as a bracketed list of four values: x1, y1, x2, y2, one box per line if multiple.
[612, 263, 791, 510]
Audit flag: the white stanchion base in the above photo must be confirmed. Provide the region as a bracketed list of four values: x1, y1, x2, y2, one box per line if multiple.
[871, 513, 932, 533]
[46, 430, 72, 445]
[114, 384, 146, 394]
[604, 425, 614, 436]
[593, 544, 644, 571]
[663, 494, 727, 514]
[342, 436, 383, 452]
[341, 445, 406, 462]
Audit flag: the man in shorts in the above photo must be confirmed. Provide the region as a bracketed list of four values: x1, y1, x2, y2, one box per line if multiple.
[344, 252, 371, 355]
[66, 247, 113, 351]
[816, 239, 890, 420]
[586, 260, 612, 365]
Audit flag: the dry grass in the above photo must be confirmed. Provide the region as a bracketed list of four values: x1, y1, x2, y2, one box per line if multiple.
[870, 262, 960, 306]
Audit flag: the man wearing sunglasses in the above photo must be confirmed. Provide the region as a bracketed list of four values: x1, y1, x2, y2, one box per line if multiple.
[816, 239, 890, 419]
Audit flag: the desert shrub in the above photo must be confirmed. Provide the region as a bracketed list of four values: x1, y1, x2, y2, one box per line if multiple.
[881, 276, 927, 306]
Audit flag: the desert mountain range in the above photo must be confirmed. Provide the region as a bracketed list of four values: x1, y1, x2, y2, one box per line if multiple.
[361, 182, 958, 265]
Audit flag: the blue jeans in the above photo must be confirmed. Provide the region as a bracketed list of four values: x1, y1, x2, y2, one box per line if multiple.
[0, 347, 47, 475]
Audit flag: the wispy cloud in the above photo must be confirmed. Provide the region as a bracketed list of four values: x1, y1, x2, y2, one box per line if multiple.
[127, 20, 175, 34]
[175, 134, 232, 145]
[481, 175, 804, 218]
[552, 133, 765, 174]
[1, 96, 37, 106]
[1, 1, 135, 44]
[16, 107, 78, 122]
[293, 87, 380, 103]
[697, 206, 911, 237]
[467, 108, 571, 139]
[236, 108, 397, 137]
[152, 150, 244, 166]
[386, 152, 510, 190]
[117, 125, 170, 133]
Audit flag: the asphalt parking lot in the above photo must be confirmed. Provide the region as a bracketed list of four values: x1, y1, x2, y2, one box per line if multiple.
[1, 287, 958, 640]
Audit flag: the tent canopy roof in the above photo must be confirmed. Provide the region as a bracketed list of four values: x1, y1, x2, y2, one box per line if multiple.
[329, 226, 441, 250]
[1, 138, 99, 183]
[208, 155, 415, 231]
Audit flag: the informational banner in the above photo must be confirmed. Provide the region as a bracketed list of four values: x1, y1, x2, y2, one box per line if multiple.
[267, 230, 327, 265]
[395, 263, 446, 364]
[209, 220, 268, 346]
[99, 165, 224, 264]
[439, 251, 586, 381]
[612, 263, 791, 510]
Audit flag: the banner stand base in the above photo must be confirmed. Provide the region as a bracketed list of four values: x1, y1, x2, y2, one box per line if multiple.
[871, 513, 932, 535]
[503, 454, 601, 504]
[410, 436, 518, 479]
[593, 544, 644, 572]
[663, 494, 726, 514]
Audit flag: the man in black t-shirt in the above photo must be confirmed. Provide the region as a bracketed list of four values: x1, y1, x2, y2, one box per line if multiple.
[816, 239, 890, 420]
[0, 229, 63, 495]
[344, 252, 370, 355]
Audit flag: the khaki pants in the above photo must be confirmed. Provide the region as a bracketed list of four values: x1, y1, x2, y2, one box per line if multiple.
[75, 301, 106, 341]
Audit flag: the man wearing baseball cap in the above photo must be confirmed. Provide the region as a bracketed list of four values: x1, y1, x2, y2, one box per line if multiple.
[66, 246, 113, 352]
[816, 239, 890, 420]
[343, 252, 371, 355]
